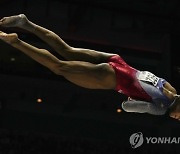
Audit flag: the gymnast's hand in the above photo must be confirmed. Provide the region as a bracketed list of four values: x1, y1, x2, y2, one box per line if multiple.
[169, 97, 180, 121]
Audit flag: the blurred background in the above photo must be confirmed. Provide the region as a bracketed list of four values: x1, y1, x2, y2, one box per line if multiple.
[0, 0, 180, 153]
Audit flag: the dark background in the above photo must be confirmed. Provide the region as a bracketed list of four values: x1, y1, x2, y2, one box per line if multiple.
[0, 0, 180, 153]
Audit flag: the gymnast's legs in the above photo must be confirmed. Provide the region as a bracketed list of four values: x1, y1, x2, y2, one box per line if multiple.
[0, 14, 116, 63]
[0, 15, 117, 90]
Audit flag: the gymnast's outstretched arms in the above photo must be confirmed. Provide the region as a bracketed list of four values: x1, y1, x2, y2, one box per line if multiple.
[122, 99, 167, 115]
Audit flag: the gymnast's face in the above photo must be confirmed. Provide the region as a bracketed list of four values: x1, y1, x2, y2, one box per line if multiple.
[169, 98, 180, 120]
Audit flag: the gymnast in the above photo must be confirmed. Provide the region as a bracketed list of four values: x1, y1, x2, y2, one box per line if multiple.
[0, 14, 180, 120]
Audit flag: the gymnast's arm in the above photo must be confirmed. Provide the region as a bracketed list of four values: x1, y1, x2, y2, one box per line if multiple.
[122, 100, 167, 115]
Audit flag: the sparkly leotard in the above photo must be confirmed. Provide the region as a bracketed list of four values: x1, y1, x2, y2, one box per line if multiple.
[108, 55, 172, 115]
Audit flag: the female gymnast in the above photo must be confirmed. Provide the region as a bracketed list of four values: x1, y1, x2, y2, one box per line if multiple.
[0, 14, 180, 120]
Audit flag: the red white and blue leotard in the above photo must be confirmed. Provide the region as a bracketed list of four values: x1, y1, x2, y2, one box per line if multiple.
[108, 55, 172, 115]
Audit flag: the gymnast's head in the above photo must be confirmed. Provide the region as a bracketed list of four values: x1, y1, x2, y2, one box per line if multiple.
[169, 95, 180, 120]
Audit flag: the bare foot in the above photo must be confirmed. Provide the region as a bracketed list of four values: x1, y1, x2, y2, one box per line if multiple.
[0, 31, 18, 44]
[0, 14, 28, 28]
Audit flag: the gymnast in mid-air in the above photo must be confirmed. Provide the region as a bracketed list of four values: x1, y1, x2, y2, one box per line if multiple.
[0, 14, 180, 120]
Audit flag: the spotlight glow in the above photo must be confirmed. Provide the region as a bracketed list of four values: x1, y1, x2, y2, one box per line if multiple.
[10, 57, 15, 61]
[117, 108, 122, 113]
[37, 98, 42, 103]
